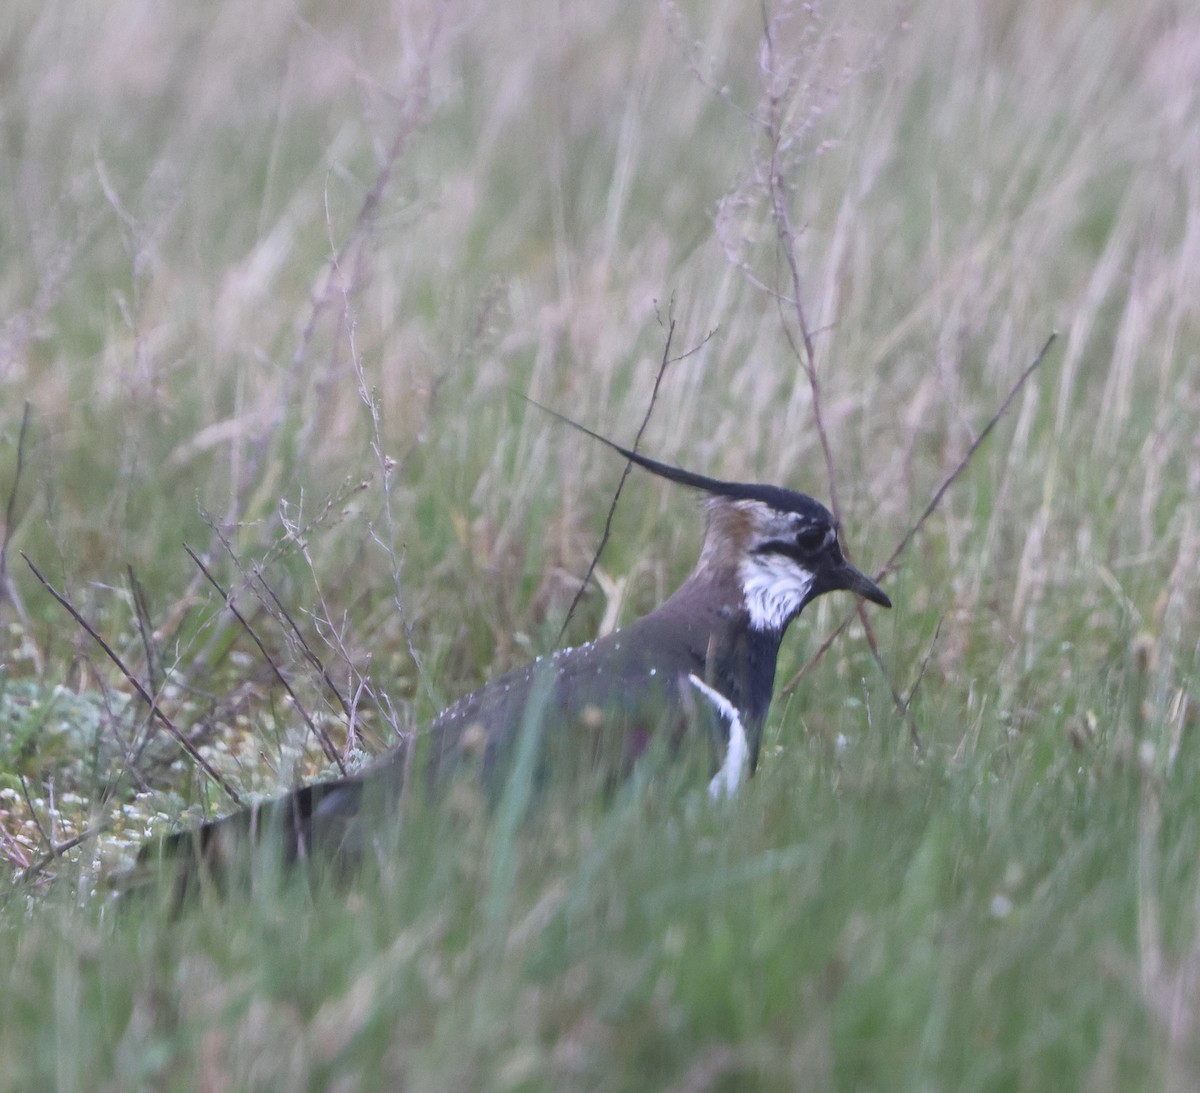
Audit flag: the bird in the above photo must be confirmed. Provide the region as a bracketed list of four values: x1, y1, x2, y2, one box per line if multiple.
[138, 415, 891, 894]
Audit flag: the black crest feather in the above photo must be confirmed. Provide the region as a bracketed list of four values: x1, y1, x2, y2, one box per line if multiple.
[525, 397, 829, 519]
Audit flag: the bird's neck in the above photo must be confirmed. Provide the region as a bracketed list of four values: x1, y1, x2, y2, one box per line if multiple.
[662, 565, 790, 689]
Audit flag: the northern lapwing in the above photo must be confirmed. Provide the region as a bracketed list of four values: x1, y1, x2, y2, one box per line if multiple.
[141, 417, 890, 891]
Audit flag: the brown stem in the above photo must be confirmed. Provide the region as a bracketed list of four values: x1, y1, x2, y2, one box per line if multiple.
[22, 553, 243, 805]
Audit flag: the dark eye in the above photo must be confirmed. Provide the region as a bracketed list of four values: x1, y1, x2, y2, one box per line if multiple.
[794, 526, 827, 552]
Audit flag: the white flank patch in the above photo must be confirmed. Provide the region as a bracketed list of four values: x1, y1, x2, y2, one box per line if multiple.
[689, 673, 748, 801]
[738, 553, 815, 631]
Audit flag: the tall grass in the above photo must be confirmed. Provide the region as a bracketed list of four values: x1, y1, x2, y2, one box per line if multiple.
[1, 0, 1198, 1086]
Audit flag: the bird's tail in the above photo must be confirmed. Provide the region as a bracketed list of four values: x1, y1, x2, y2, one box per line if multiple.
[122, 760, 407, 906]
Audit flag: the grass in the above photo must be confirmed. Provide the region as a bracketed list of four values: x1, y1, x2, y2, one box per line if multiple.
[2, 0, 1199, 1086]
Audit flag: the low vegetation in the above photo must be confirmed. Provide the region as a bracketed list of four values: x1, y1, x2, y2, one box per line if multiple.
[1, 0, 1197, 1087]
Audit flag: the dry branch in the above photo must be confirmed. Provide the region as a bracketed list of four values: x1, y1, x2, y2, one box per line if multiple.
[184, 545, 344, 773]
[22, 554, 243, 805]
[781, 333, 1059, 702]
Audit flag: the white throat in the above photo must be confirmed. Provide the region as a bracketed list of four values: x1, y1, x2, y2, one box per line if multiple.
[738, 554, 814, 632]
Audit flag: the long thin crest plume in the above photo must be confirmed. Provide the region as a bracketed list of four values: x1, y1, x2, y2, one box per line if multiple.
[524, 397, 816, 511]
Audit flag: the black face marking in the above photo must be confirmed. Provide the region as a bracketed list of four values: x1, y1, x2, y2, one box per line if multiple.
[792, 525, 828, 553]
[754, 538, 826, 564]
[752, 518, 836, 563]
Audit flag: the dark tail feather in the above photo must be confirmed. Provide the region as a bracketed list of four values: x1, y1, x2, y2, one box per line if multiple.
[127, 772, 373, 907]
[124, 742, 414, 907]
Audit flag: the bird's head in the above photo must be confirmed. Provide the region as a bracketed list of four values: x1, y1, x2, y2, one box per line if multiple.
[527, 400, 891, 634]
[697, 489, 890, 632]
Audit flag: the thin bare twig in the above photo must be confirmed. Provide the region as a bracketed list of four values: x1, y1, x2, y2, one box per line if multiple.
[736, 8, 908, 743]
[17, 775, 54, 851]
[0, 827, 31, 871]
[555, 307, 717, 642]
[17, 824, 109, 887]
[254, 570, 353, 721]
[714, 5, 927, 745]
[904, 617, 943, 713]
[752, 9, 1056, 747]
[0, 402, 31, 609]
[761, 14, 841, 522]
[21, 553, 243, 805]
[855, 617, 943, 752]
[863, 638, 922, 751]
[878, 333, 1059, 582]
[127, 565, 160, 695]
[184, 545, 344, 773]
[340, 242, 428, 704]
[781, 333, 1059, 699]
[187, 483, 366, 687]
[556, 319, 675, 640]
[758, 16, 916, 738]
[10, 773, 111, 885]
